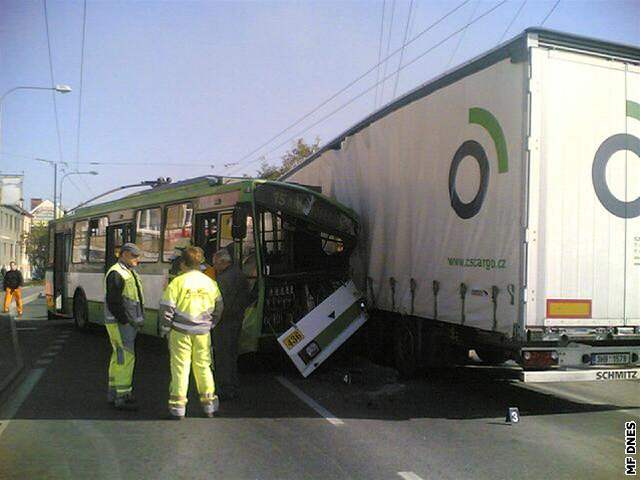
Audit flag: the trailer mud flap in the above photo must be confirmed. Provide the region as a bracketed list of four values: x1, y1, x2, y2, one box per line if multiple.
[277, 280, 367, 377]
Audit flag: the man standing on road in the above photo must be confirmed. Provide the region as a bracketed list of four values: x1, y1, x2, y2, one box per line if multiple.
[104, 243, 145, 411]
[211, 249, 251, 400]
[159, 246, 223, 419]
[3, 261, 24, 316]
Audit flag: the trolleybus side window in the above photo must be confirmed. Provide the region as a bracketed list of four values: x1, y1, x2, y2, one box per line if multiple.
[88, 217, 109, 263]
[136, 207, 162, 262]
[163, 203, 193, 262]
[72, 220, 89, 263]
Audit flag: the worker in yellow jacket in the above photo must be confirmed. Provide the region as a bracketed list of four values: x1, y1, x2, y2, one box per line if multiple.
[104, 243, 145, 411]
[159, 246, 223, 419]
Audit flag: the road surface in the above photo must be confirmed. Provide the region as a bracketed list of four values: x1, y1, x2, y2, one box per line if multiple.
[0, 297, 636, 479]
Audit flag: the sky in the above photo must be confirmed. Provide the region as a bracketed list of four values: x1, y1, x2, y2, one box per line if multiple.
[0, 0, 638, 209]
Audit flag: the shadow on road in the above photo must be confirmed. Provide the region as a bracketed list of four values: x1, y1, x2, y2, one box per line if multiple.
[4, 323, 638, 423]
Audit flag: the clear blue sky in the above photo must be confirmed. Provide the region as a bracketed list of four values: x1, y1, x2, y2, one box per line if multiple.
[1, 0, 638, 208]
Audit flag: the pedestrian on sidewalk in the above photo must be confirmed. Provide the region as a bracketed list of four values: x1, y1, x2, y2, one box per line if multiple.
[211, 249, 251, 401]
[104, 243, 145, 411]
[159, 246, 223, 419]
[3, 261, 24, 316]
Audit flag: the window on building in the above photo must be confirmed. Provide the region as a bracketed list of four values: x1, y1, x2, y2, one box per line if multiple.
[136, 208, 161, 262]
[72, 220, 89, 263]
[88, 217, 109, 263]
[163, 203, 193, 262]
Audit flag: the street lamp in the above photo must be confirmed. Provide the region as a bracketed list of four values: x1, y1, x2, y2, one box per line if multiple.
[0, 84, 72, 155]
[1, 85, 72, 217]
[59, 171, 99, 215]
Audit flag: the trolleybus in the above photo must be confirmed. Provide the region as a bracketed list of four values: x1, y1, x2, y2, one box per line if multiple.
[45, 176, 364, 373]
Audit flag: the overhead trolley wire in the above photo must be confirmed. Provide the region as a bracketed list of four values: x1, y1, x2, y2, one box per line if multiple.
[498, 0, 527, 44]
[42, 0, 65, 169]
[378, 0, 397, 107]
[391, 0, 415, 98]
[541, 0, 560, 26]
[227, 0, 471, 175]
[43, 0, 86, 201]
[75, 0, 87, 172]
[4, 152, 217, 168]
[228, 0, 508, 177]
[446, 0, 480, 68]
[373, 0, 386, 109]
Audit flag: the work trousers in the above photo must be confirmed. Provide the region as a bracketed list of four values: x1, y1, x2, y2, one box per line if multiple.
[3, 288, 23, 315]
[106, 322, 137, 401]
[168, 330, 216, 416]
[212, 315, 243, 396]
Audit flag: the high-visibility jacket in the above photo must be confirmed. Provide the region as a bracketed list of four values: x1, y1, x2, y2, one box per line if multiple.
[104, 262, 145, 327]
[159, 269, 223, 335]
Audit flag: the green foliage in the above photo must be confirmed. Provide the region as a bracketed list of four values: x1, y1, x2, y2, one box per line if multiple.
[257, 137, 320, 180]
[25, 224, 49, 279]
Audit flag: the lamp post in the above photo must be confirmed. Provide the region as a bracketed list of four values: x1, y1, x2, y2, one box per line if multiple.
[59, 171, 99, 214]
[1, 85, 72, 219]
[0, 84, 72, 156]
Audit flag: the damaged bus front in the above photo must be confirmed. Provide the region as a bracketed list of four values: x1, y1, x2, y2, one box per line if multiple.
[240, 181, 366, 376]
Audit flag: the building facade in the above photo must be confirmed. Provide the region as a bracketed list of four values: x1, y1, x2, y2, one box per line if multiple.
[0, 204, 32, 280]
[30, 199, 62, 226]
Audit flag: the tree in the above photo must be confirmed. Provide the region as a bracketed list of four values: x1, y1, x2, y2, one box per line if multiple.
[257, 137, 321, 179]
[25, 224, 49, 279]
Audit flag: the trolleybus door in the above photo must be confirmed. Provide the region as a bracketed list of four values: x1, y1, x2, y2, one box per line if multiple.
[105, 223, 133, 269]
[53, 232, 71, 312]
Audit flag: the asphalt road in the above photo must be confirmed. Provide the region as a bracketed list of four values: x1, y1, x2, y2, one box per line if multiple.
[0, 298, 637, 480]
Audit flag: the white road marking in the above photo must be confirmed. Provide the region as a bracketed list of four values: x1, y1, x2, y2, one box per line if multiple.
[398, 471, 425, 480]
[16, 327, 37, 331]
[49, 345, 63, 352]
[41, 352, 58, 359]
[35, 360, 52, 367]
[0, 368, 46, 438]
[276, 376, 344, 426]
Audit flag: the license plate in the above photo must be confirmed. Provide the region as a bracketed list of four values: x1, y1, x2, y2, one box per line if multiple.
[591, 352, 630, 365]
[282, 329, 304, 350]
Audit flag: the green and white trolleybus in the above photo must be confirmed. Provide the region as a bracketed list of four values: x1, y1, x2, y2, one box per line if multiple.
[46, 176, 367, 376]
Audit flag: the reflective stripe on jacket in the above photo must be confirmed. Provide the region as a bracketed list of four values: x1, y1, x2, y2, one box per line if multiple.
[104, 262, 145, 326]
[159, 269, 223, 335]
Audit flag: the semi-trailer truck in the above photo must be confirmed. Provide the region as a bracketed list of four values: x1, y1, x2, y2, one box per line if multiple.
[283, 29, 640, 382]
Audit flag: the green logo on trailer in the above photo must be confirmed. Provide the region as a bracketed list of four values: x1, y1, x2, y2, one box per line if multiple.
[592, 100, 640, 219]
[449, 108, 508, 219]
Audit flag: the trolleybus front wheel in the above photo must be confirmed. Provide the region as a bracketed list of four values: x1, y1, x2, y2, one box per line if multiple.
[73, 289, 89, 330]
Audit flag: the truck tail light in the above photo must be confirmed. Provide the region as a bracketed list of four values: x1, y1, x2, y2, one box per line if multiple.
[522, 350, 559, 368]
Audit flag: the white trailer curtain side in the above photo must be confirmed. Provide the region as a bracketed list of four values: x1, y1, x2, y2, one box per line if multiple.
[283, 29, 640, 377]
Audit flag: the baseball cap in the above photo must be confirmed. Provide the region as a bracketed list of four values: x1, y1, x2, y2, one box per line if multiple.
[121, 243, 142, 257]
